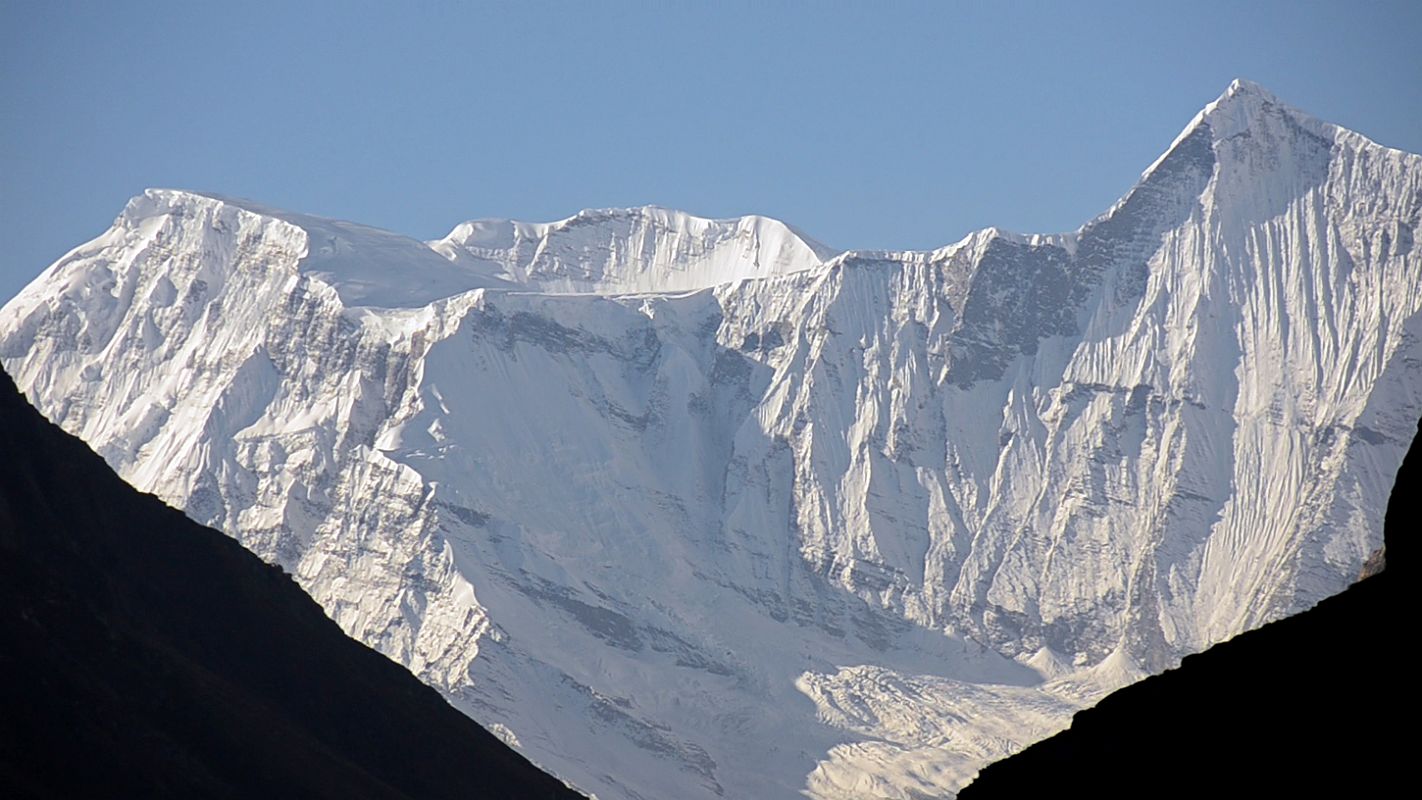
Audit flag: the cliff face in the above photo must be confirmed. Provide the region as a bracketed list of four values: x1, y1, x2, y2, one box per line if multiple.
[0, 370, 580, 800]
[959, 417, 1416, 798]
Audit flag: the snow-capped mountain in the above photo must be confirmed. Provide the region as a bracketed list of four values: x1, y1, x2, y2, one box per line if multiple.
[3, 79, 1418, 799]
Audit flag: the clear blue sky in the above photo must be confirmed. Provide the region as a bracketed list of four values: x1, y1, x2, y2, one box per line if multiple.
[3, 1, 1420, 301]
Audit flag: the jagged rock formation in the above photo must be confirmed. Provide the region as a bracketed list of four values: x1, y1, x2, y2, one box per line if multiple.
[3, 80, 1419, 798]
[0, 370, 581, 800]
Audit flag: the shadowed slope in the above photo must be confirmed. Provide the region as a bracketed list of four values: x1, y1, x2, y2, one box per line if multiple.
[0, 369, 581, 800]
[959, 417, 1416, 798]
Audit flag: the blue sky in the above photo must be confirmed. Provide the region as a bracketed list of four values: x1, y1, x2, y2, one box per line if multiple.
[2, 0, 1419, 301]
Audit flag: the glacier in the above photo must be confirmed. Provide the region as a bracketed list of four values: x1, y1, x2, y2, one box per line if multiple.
[3, 79, 1419, 799]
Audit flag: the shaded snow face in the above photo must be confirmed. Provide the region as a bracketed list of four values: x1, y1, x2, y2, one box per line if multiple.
[4, 79, 1421, 800]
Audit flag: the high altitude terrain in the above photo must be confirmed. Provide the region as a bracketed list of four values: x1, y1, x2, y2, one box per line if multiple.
[3, 80, 1419, 798]
[0, 370, 580, 799]
[960, 416, 1413, 798]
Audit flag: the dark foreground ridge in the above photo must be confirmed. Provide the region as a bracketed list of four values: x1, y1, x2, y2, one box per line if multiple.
[0, 370, 580, 799]
[960, 419, 1416, 798]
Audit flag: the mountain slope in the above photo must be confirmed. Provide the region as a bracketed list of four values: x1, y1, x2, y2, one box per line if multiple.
[958, 416, 1413, 798]
[3, 79, 1419, 798]
[0, 369, 580, 800]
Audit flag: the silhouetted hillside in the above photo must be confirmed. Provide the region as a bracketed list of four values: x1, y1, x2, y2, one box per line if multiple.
[0, 370, 581, 799]
[960, 419, 1416, 798]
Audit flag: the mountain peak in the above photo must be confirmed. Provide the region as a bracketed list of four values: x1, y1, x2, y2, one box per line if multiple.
[105, 187, 516, 309]
[439, 204, 836, 259]
[1221, 77, 1279, 104]
[1130, 78, 1331, 197]
[1195, 78, 1330, 141]
[430, 204, 837, 292]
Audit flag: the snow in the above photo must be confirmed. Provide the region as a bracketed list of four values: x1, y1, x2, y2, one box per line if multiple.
[428, 205, 839, 293]
[3, 80, 1419, 800]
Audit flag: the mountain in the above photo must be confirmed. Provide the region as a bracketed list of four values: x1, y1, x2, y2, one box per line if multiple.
[0, 369, 581, 799]
[958, 416, 1413, 798]
[3, 79, 1419, 798]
